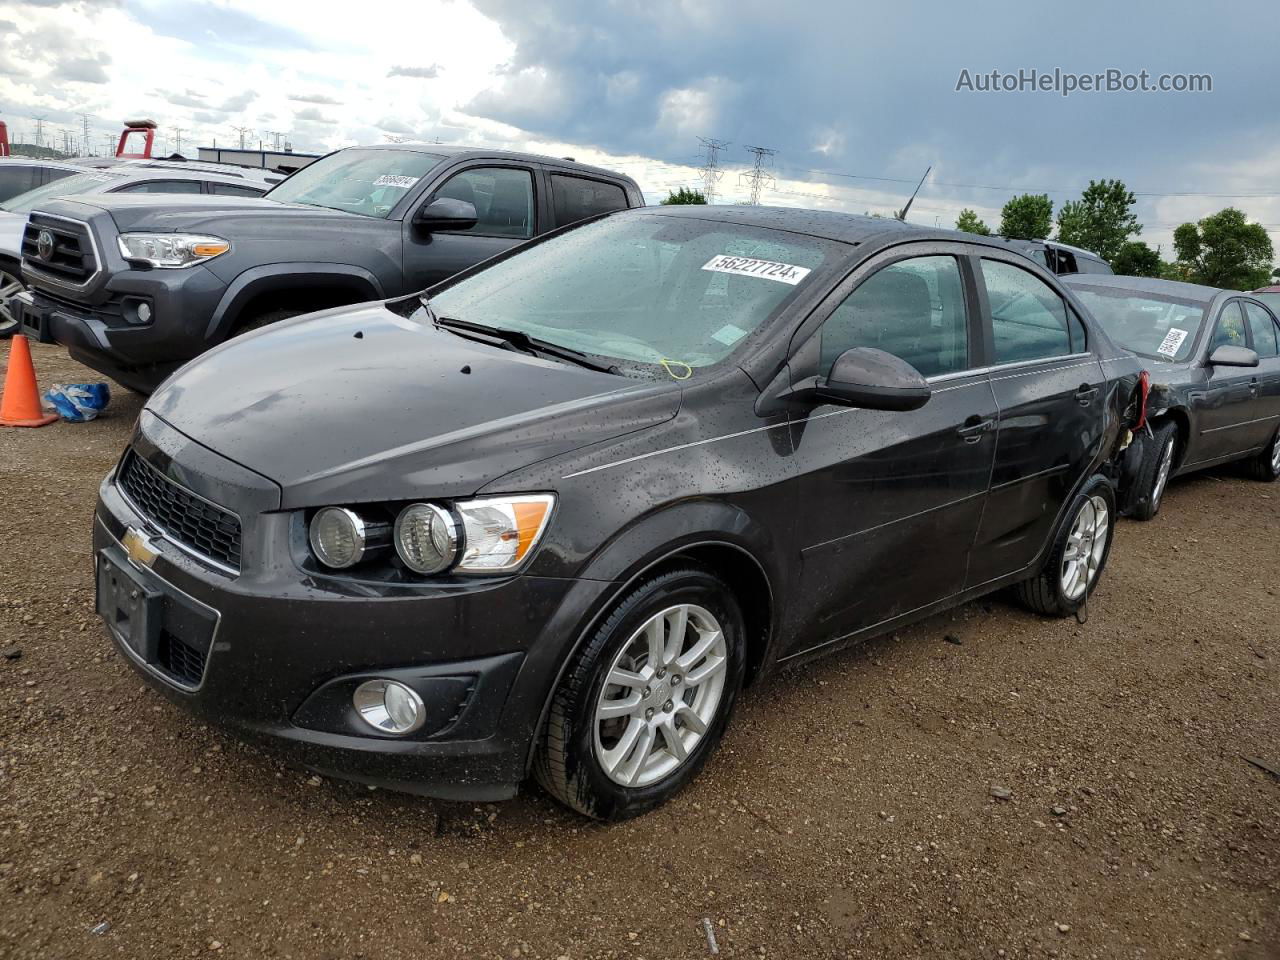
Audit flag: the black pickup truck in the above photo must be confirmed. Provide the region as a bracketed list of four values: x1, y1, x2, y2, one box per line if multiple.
[18, 144, 644, 392]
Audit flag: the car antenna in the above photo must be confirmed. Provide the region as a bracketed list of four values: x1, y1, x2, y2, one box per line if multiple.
[895, 165, 931, 221]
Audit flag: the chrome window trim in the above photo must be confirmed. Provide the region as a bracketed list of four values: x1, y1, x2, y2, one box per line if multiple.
[20, 212, 103, 293]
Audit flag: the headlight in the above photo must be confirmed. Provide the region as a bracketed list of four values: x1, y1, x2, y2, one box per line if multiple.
[309, 507, 368, 569]
[393, 503, 458, 574]
[117, 233, 230, 268]
[454, 494, 555, 572]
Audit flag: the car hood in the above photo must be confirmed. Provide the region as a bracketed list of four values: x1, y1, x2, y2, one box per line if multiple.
[146, 302, 681, 507]
[64, 193, 360, 235]
[0, 211, 26, 259]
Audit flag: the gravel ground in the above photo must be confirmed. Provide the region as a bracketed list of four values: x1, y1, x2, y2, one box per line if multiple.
[1, 341, 1278, 960]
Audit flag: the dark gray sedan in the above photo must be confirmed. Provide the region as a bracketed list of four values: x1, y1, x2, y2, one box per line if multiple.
[1065, 275, 1280, 519]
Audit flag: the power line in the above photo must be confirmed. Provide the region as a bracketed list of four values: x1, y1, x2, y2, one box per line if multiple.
[229, 125, 253, 149]
[742, 145, 777, 205]
[697, 136, 731, 204]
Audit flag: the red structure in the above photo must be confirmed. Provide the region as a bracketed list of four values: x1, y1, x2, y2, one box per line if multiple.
[115, 119, 157, 158]
[0, 121, 10, 158]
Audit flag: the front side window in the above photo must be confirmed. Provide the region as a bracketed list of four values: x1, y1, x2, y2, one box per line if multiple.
[1243, 301, 1280, 357]
[1069, 286, 1205, 363]
[982, 259, 1072, 363]
[207, 182, 267, 197]
[1210, 301, 1247, 352]
[819, 256, 969, 377]
[431, 167, 534, 238]
[0, 171, 123, 213]
[116, 179, 203, 194]
[265, 148, 443, 218]
[551, 174, 628, 228]
[427, 213, 840, 375]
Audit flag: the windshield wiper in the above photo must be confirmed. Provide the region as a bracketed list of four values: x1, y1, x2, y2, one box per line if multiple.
[425, 306, 620, 374]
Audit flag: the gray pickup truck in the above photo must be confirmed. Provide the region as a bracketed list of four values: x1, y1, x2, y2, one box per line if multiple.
[18, 144, 644, 392]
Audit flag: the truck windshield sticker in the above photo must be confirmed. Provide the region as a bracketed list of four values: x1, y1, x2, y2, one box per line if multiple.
[373, 175, 419, 189]
[701, 254, 812, 286]
[711, 323, 749, 346]
[1156, 327, 1189, 359]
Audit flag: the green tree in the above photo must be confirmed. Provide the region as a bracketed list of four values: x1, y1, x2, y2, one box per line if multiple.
[1055, 179, 1141, 262]
[998, 193, 1052, 239]
[1172, 208, 1274, 289]
[661, 187, 706, 205]
[1110, 241, 1163, 278]
[955, 208, 991, 235]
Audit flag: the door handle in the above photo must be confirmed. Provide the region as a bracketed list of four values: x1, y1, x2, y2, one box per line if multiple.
[1075, 384, 1099, 406]
[957, 416, 995, 443]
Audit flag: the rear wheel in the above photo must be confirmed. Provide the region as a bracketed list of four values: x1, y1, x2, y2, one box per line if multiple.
[1245, 426, 1280, 482]
[1016, 476, 1116, 618]
[535, 567, 746, 820]
[1126, 421, 1179, 521]
[0, 264, 24, 339]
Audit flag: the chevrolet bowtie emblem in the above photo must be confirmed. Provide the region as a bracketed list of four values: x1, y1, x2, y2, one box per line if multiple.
[122, 527, 159, 569]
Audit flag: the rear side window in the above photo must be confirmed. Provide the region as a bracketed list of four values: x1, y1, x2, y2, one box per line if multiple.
[208, 182, 267, 197]
[1243, 301, 1280, 357]
[115, 179, 203, 194]
[820, 255, 969, 378]
[433, 166, 535, 238]
[0, 164, 41, 202]
[981, 259, 1073, 363]
[550, 174, 628, 228]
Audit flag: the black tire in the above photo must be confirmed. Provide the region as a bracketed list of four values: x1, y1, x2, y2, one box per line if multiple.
[233, 308, 302, 336]
[0, 262, 23, 340]
[1015, 475, 1117, 618]
[1125, 421, 1180, 521]
[535, 566, 746, 821]
[1244, 425, 1280, 482]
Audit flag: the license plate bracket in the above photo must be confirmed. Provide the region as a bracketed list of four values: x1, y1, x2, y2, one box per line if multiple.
[96, 549, 163, 661]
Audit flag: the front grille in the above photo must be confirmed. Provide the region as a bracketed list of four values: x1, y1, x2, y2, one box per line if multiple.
[22, 216, 98, 287]
[118, 452, 243, 572]
[157, 631, 207, 686]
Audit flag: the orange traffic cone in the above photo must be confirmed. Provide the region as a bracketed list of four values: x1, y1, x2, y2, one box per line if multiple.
[0, 335, 58, 427]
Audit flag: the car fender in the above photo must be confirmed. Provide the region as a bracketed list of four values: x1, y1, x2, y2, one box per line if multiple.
[207, 262, 384, 340]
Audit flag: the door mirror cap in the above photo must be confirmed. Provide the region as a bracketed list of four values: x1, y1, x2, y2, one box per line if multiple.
[817, 347, 931, 411]
[1207, 344, 1260, 368]
[413, 197, 478, 232]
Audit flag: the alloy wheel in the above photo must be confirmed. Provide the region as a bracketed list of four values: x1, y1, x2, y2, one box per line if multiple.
[1061, 495, 1109, 601]
[1272, 430, 1280, 474]
[593, 603, 728, 788]
[0, 269, 23, 335]
[1151, 437, 1175, 508]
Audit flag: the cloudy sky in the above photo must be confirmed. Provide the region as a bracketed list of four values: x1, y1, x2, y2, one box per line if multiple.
[1, 0, 1276, 255]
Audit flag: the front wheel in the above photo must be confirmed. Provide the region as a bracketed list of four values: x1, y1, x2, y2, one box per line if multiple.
[1015, 476, 1117, 618]
[1244, 426, 1280, 482]
[535, 567, 746, 820]
[1126, 421, 1179, 521]
[0, 265, 24, 340]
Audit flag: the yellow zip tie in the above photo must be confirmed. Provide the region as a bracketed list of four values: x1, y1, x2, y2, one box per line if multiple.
[660, 358, 693, 380]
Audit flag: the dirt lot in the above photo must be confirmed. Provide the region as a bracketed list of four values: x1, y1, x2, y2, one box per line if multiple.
[1, 341, 1277, 960]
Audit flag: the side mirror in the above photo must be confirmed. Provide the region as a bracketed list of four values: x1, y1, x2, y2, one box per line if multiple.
[816, 347, 931, 411]
[413, 197, 478, 232]
[1207, 344, 1260, 368]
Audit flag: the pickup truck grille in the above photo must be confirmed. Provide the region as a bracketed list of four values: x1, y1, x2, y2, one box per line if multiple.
[22, 216, 98, 288]
[118, 451, 243, 573]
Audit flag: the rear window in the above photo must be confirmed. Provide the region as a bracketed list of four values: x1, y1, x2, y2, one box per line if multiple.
[208, 182, 268, 197]
[551, 174, 628, 228]
[1071, 286, 1206, 363]
[0, 164, 42, 202]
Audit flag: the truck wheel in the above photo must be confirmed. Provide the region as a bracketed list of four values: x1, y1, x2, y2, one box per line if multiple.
[234, 308, 302, 336]
[0, 265, 23, 340]
[1127, 421, 1179, 521]
[1245, 426, 1280, 482]
[535, 567, 746, 821]
[1015, 475, 1116, 618]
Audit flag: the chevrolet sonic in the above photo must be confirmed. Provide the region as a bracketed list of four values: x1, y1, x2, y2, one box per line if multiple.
[93, 206, 1145, 819]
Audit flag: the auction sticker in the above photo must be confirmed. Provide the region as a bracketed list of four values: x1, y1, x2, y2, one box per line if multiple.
[702, 254, 811, 285]
[373, 174, 419, 188]
[1156, 327, 1189, 359]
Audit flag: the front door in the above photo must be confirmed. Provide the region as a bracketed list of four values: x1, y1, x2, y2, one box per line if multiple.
[966, 256, 1106, 587]
[403, 164, 538, 290]
[787, 249, 997, 656]
[1188, 300, 1266, 466]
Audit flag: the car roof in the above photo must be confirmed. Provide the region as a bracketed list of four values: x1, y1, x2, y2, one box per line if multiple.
[345, 142, 637, 183]
[0, 158, 84, 173]
[992, 235, 1107, 262]
[47, 167, 269, 191]
[1062, 273, 1228, 302]
[1252, 284, 1280, 294]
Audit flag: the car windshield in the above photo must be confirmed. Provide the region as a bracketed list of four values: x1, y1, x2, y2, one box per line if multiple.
[0, 171, 123, 213]
[1071, 286, 1207, 362]
[265, 148, 443, 218]
[425, 212, 842, 376]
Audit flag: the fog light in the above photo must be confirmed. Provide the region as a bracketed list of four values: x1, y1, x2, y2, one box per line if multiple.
[352, 679, 425, 735]
[137, 302, 152, 323]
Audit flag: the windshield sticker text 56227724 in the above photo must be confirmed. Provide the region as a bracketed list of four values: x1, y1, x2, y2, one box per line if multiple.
[701, 255, 812, 286]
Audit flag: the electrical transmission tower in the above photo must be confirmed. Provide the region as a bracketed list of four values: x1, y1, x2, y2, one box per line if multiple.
[230, 125, 253, 149]
[171, 127, 185, 154]
[80, 114, 92, 156]
[697, 136, 730, 204]
[742, 145, 777, 205]
[266, 130, 285, 150]
[33, 116, 46, 148]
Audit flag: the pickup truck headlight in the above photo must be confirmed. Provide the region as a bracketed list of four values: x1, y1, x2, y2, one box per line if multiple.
[309, 495, 555, 576]
[117, 233, 231, 268]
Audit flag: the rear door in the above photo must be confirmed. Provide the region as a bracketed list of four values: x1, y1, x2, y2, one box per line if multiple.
[966, 255, 1106, 587]
[786, 244, 998, 654]
[546, 172, 631, 230]
[1188, 300, 1265, 465]
[1240, 299, 1280, 446]
[402, 162, 538, 289]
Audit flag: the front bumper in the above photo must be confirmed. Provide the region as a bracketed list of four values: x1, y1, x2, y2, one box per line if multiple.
[93, 427, 611, 801]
